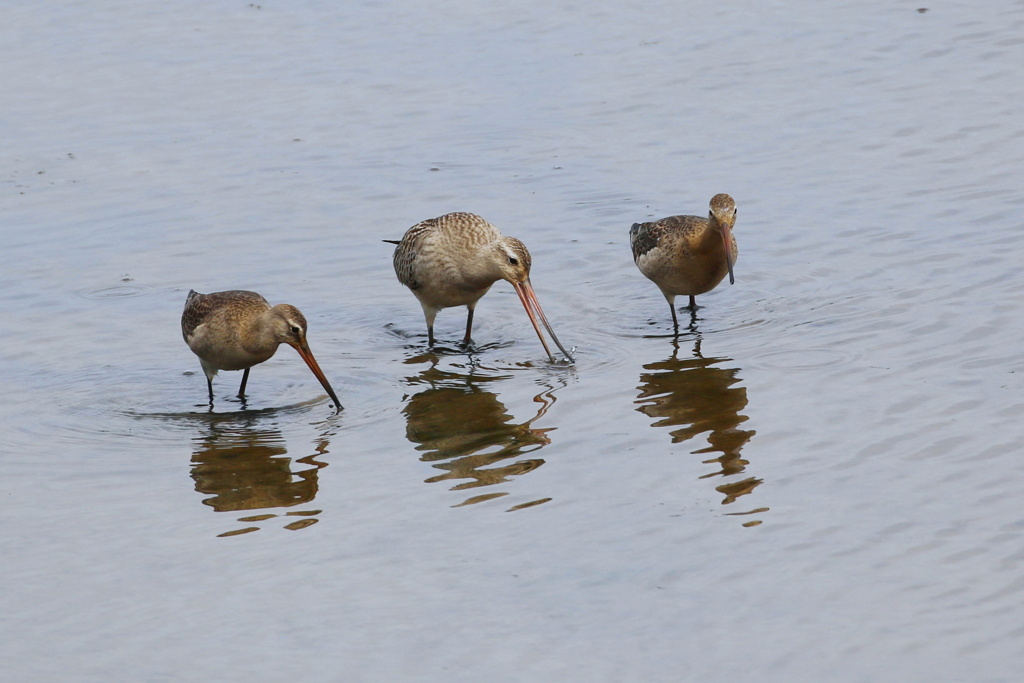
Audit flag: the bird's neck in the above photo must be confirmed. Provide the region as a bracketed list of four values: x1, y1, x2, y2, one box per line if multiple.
[458, 242, 505, 288]
[242, 313, 281, 358]
[694, 220, 726, 254]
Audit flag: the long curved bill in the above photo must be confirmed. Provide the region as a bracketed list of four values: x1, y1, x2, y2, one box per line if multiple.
[512, 279, 574, 364]
[291, 341, 343, 411]
[721, 224, 736, 285]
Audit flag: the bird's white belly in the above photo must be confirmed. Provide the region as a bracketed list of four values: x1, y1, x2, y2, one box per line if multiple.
[187, 325, 277, 371]
[412, 253, 495, 310]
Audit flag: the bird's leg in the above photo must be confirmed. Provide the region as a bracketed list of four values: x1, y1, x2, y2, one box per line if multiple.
[421, 306, 438, 347]
[669, 302, 679, 334]
[237, 368, 250, 399]
[462, 307, 475, 347]
[206, 377, 214, 405]
[687, 295, 698, 310]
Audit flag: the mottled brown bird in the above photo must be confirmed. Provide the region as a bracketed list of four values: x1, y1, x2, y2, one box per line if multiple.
[181, 289, 342, 410]
[389, 212, 573, 362]
[630, 193, 739, 328]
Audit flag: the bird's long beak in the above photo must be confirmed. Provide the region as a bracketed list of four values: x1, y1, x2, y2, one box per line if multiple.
[291, 341, 343, 411]
[512, 279, 574, 363]
[721, 224, 736, 285]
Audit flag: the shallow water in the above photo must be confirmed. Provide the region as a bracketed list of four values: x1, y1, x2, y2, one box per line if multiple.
[3, 1, 1024, 680]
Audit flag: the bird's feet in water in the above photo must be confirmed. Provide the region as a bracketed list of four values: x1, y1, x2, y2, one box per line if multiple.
[670, 307, 700, 336]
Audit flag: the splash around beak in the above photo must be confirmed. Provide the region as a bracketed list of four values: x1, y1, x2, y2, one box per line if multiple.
[721, 225, 736, 285]
[290, 340, 343, 411]
[512, 279, 574, 364]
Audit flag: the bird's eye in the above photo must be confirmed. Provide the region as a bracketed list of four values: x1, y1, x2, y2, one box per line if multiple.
[290, 326, 301, 334]
[508, 256, 519, 266]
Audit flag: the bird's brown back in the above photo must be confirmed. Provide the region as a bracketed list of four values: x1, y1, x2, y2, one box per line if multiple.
[181, 290, 270, 342]
[630, 215, 706, 262]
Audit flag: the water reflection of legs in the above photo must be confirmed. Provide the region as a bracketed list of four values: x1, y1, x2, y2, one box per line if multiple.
[635, 336, 763, 525]
[648, 304, 701, 339]
[190, 414, 330, 536]
[671, 304, 700, 337]
[401, 357, 563, 509]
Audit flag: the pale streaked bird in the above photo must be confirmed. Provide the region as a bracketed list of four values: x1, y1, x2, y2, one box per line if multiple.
[388, 212, 573, 363]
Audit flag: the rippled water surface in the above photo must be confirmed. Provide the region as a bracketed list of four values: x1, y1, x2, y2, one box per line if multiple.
[3, 1, 1024, 681]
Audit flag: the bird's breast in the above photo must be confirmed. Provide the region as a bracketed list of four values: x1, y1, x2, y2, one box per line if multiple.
[187, 324, 278, 371]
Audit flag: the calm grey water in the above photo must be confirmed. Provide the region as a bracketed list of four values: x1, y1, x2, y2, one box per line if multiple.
[3, 1, 1024, 681]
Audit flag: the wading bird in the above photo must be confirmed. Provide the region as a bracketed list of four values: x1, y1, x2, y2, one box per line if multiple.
[629, 193, 739, 328]
[181, 289, 342, 410]
[388, 212, 573, 362]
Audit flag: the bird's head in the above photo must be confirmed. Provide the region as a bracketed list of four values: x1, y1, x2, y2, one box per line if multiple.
[268, 304, 342, 411]
[708, 193, 737, 285]
[495, 236, 533, 284]
[709, 193, 737, 232]
[269, 304, 309, 348]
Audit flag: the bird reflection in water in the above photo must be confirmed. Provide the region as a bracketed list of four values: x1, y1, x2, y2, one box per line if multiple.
[635, 336, 763, 525]
[190, 414, 330, 536]
[402, 359, 559, 510]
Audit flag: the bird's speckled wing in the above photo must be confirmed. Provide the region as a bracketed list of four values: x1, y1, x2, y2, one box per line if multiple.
[629, 215, 702, 262]
[629, 222, 661, 261]
[392, 218, 440, 290]
[181, 290, 268, 342]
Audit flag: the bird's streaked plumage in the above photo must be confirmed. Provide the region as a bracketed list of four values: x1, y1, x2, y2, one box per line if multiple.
[390, 212, 573, 363]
